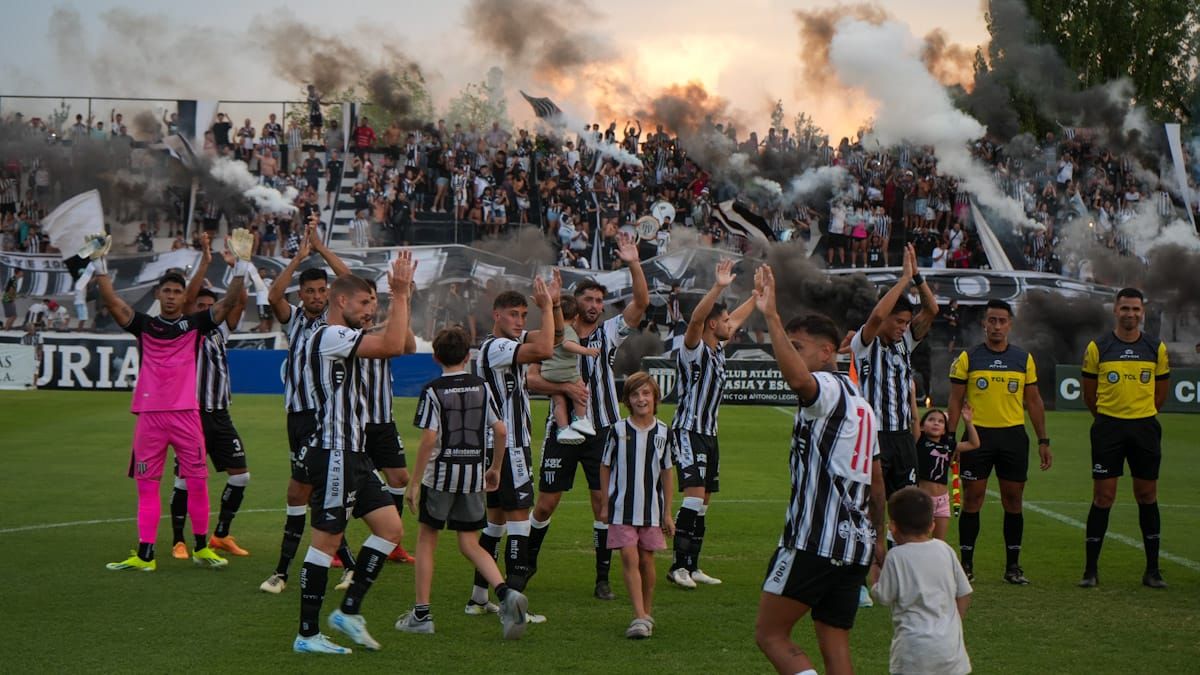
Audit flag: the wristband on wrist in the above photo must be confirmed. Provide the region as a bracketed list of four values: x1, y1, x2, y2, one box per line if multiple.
[911, 272, 924, 286]
[1038, 437, 1050, 445]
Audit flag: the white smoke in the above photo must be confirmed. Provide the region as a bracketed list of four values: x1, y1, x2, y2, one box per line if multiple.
[210, 157, 298, 214]
[829, 19, 1036, 229]
[786, 165, 848, 202]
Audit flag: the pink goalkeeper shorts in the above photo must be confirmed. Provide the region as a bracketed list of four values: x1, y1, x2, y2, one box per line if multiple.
[128, 410, 207, 480]
[607, 524, 667, 551]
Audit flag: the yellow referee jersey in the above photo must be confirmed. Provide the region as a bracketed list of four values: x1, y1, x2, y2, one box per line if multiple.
[950, 344, 1037, 428]
[1081, 332, 1169, 419]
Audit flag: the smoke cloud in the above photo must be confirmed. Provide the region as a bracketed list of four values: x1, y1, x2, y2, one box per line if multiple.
[208, 157, 298, 215]
[465, 0, 614, 83]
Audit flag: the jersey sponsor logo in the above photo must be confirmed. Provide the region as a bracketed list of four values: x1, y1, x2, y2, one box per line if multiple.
[1140, 369, 1152, 384]
[542, 457, 562, 469]
[1121, 348, 1137, 359]
[992, 358, 1005, 368]
[975, 377, 989, 390]
[1107, 371, 1120, 384]
[1007, 379, 1019, 393]
[836, 519, 872, 543]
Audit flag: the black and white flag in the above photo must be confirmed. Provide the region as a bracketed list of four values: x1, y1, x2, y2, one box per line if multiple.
[520, 91, 563, 119]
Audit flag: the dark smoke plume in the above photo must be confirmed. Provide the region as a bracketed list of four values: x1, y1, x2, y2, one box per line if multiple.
[465, 0, 613, 82]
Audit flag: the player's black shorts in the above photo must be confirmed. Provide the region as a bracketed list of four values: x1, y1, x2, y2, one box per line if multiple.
[486, 445, 535, 511]
[1090, 414, 1161, 480]
[761, 547, 869, 630]
[670, 429, 720, 493]
[419, 486, 486, 532]
[365, 421, 407, 470]
[960, 425, 1029, 483]
[877, 431, 917, 497]
[287, 410, 318, 483]
[304, 448, 392, 534]
[539, 424, 604, 493]
[200, 409, 247, 472]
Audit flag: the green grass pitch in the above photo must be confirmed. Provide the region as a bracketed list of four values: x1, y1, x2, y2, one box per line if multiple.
[1, 391, 1197, 673]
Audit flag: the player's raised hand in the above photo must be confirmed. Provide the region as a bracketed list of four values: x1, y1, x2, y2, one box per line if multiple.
[220, 238, 237, 267]
[531, 275, 552, 308]
[297, 222, 315, 259]
[714, 259, 736, 288]
[229, 228, 255, 261]
[902, 243, 916, 278]
[547, 267, 563, 299]
[838, 330, 856, 355]
[615, 232, 639, 263]
[200, 231, 212, 262]
[389, 249, 416, 297]
[753, 265, 777, 317]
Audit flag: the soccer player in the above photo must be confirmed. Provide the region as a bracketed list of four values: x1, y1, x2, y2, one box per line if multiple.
[291, 254, 416, 655]
[361, 303, 420, 564]
[98, 229, 252, 572]
[526, 233, 649, 601]
[850, 244, 937, 499]
[752, 265, 886, 675]
[948, 299, 1052, 585]
[666, 259, 755, 589]
[466, 271, 562, 615]
[1079, 288, 1170, 589]
[600, 372, 675, 639]
[167, 235, 251, 559]
[397, 327, 529, 640]
[261, 220, 359, 593]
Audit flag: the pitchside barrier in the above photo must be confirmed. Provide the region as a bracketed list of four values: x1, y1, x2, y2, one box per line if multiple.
[0, 331, 440, 396]
[1056, 365, 1200, 414]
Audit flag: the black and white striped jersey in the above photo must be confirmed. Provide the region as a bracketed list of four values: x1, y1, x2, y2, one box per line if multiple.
[779, 371, 880, 566]
[603, 417, 672, 527]
[477, 334, 531, 448]
[413, 370, 501, 493]
[305, 324, 367, 452]
[197, 323, 231, 410]
[361, 357, 393, 424]
[850, 325, 918, 432]
[578, 314, 634, 428]
[671, 339, 727, 436]
[283, 303, 327, 413]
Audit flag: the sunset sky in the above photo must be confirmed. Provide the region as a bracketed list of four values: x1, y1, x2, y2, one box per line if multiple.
[0, 1, 990, 138]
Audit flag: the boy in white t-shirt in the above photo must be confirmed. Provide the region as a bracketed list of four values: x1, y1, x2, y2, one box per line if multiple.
[873, 486, 973, 675]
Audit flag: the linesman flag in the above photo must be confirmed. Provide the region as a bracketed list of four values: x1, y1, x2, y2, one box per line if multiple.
[712, 200, 777, 246]
[521, 91, 564, 119]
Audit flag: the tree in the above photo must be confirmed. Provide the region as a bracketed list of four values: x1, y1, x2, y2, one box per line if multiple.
[770, 100, 785, 131]
[447, 80, 508, 132]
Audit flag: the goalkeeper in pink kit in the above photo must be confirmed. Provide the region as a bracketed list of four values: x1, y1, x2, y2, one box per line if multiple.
[91, 229, 254, 571]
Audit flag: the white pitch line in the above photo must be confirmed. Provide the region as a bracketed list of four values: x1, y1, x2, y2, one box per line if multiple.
[0, 507, 281, 535]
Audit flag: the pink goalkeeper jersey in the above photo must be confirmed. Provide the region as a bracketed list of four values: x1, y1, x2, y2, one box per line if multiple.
[123, 310, 218, 413]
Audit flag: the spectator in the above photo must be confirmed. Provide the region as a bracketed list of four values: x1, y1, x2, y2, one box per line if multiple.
[3, 269, 22, 329]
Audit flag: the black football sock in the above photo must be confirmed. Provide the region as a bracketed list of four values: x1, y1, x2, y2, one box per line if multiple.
[593, 521, 612, 583]
[215, 473, 249, 538]
[385, 485, 405, 519]
[692, 512, 707, 573]
[413, 603, 431, 621]
[341, 536, 394, 614]
[671, 506, 699, 572]
[275, 505, 307, 578]
[529, 516, 551, 578]
[1138, 502, 1161, 572]
[170, 480, 188, 545]
[194, 533, 209, 552]
[505, 521, 532, 592]
[1084, 504, 1111, 573]
[494, 582, 511, 601]
[1003, 511, 1024, 568]
[336, 539, 357, 569]
[959, 510, 980, 568]
[299, 548, 332, 637]
[137, 542, 156, 562]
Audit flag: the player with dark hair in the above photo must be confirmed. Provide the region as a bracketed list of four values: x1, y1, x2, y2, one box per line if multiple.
[466, 271, 562, 617]
[291, 254, 416, 654]
[1079, 287, 1170, 589]
[167, 234, 253, 559]
[526, 233, 649, 601]
[752, 265, 886, 675]
[948, 299, 1052, 585]
[397, 326, 529, 639]
[666, 259, 755, 589]
[95, 229, 252, 572]
[261, 219, 360, 593]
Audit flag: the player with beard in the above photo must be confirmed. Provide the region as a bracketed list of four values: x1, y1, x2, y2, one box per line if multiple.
[260, 219, 360, 593]
[525, 234, 649, 601]
[666, 260, 756, 589]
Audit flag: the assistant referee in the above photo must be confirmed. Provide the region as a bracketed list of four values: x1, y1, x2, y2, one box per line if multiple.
[1079, 288, 1170, 589]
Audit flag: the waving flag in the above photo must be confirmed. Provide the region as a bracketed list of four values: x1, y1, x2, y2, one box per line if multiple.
[521, 91, 563, 119]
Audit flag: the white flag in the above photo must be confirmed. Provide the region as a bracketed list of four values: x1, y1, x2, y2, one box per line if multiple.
[43, 190, 104, 260]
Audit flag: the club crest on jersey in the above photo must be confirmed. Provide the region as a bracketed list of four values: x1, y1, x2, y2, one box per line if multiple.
[975, 377, 988, 390]
[1140, 370, 1152, 384]
[653, 435, 666, 453]
[649, 367, 676, 399]
[1007, 379, 1019, 393]
[331, 363, 346, 386]
[1106, 372, 1120, 384]
[858, 360, 871, 378]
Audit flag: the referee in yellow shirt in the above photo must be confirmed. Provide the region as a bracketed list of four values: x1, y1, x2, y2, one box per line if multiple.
[1079, 288, 1169, 589]
[948, 299, 1052, 585]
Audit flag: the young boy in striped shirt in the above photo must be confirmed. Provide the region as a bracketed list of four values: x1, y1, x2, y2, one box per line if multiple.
[600, 371, 675, 639]
[398, 327, 529, 640]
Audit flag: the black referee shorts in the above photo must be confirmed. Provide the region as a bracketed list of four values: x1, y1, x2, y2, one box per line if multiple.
[538, 425, 604, 493]
[486, 445, 535, 511]
[287, 410, 318, 484]
[960, 425, 1029, 483]
[877, 431, 917, 498]
[1090, 414, 1161, 480]
[200, 409, 247, 472]
[304, 448, 392, 534]
[670, 429, 720, 493]
[761, 547, 868, 630]
[365, 421, 407, 470]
